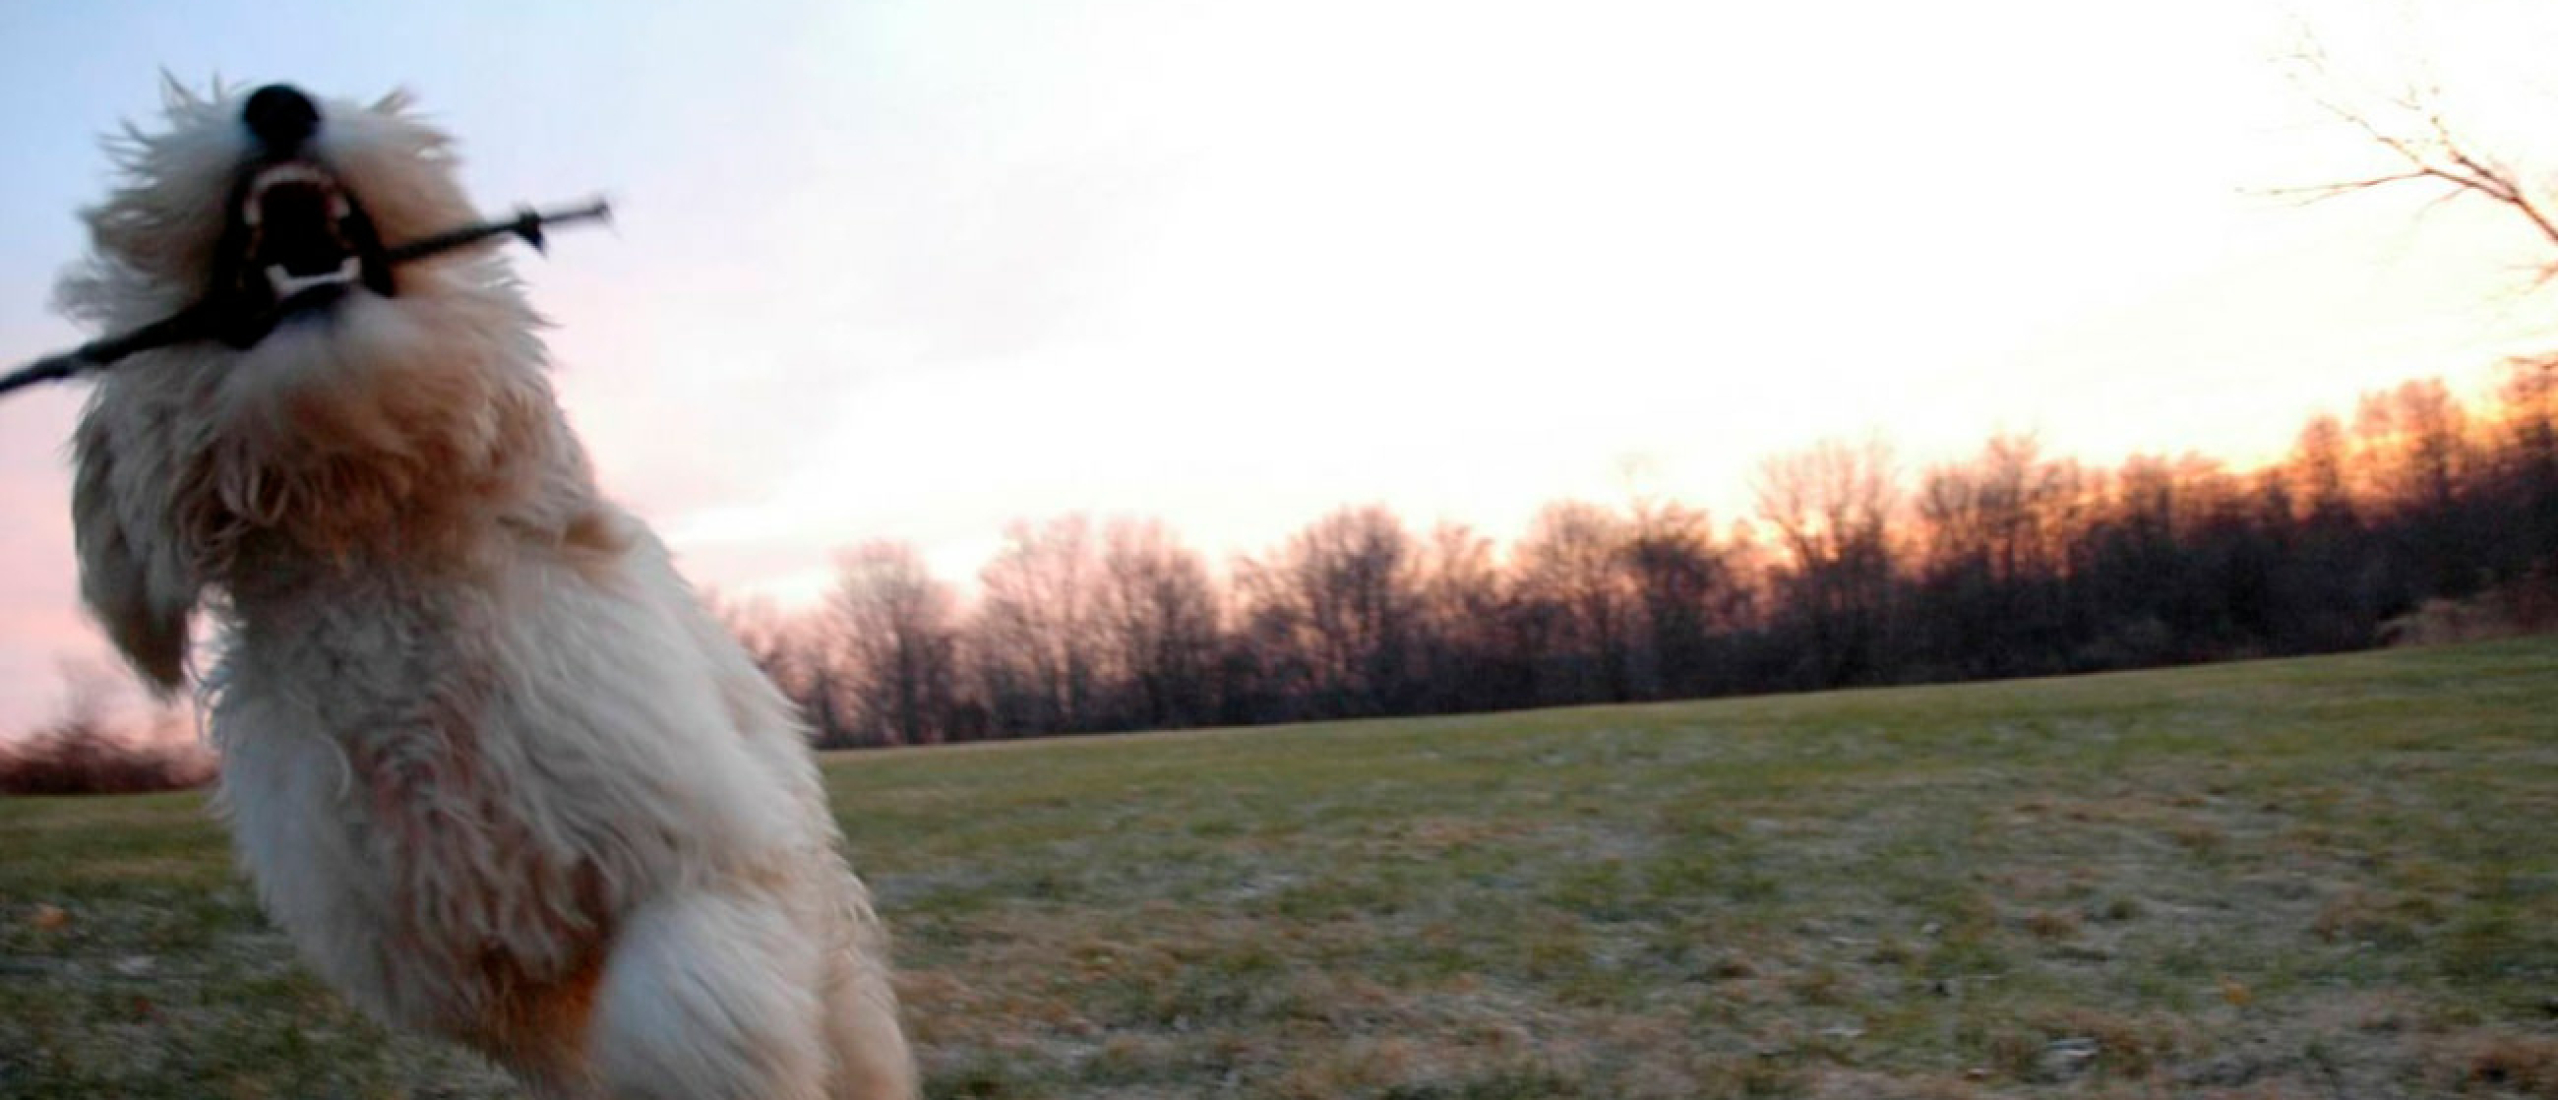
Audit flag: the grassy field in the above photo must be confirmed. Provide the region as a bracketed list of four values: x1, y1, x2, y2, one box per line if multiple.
[4, 638, 2557, 1099]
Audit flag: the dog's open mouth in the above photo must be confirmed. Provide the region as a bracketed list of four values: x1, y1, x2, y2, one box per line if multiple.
[240, 161, 370, 307]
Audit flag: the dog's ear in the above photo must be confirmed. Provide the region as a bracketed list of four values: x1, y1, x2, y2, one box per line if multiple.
[71, 420, 195, 693]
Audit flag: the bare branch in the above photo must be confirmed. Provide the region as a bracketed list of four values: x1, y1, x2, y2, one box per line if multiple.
[2260, 170, 2442, 205]
[2281, 21, 2558, 269]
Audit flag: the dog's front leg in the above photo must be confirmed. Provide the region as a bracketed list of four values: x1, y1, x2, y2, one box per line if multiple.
[70, 412, 197, 689]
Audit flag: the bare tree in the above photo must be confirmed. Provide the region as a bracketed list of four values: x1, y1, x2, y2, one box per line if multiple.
[2491, 356, 2558, 604]
[1233, 505, 1419, 717]
[1753, 436, 1901, 686]
[2349, 379, 2484, 597]
[2499, 356, 2558, 468]
[2288, 413, 2359, 529]
[1621, 499, 1736, 698]
[1096, 517, 1222, 730]
[2361, 379, 2475, 519]
[1908, 433, 2091, 675]
[2497, 356, 2558, 528]
[1915, 433, 2079, 589]
[972, 515, 1103, 736]
[1513, 501, 1639, 702]
[831, 541, 963, 746]
[1408, 521, 1524, 712]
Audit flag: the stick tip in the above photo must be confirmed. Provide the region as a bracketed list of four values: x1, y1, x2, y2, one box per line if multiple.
[0, 352, 85, 399]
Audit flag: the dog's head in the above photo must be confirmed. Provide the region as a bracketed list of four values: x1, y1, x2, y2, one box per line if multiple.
[65, 81, 576, 689]
[63, 81, 484, 336]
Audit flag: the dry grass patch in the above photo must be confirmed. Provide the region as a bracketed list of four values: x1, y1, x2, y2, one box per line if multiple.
[2021, 908, 2082, 941]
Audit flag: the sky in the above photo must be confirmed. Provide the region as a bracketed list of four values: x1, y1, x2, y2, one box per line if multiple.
[4, 0, 2558, 734]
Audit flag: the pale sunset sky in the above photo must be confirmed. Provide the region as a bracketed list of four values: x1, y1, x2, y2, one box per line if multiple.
[3, 0, 2556, 733]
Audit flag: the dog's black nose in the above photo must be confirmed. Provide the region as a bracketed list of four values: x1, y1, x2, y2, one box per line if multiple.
[242, 84, 320, 155]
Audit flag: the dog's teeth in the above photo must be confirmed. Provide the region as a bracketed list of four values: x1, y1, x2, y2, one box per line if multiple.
[250, 163, 330, 194]
[265, 257, 362, 300]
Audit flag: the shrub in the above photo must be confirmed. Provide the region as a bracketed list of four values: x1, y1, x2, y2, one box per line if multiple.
[0, 716, 215, 796]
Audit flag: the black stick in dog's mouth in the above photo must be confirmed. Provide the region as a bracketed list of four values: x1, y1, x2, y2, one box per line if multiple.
[0, 198, 611, 400]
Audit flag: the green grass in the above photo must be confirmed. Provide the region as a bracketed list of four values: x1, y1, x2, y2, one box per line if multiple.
[7, 638, 2558, 1098]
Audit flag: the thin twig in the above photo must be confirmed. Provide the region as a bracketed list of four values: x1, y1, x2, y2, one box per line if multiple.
[2, 198, 611, 399]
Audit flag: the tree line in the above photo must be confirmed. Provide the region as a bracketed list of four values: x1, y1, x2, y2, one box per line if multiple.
[717, 358, 2558, 749]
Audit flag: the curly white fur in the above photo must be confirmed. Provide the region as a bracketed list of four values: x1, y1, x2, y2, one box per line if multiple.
[62, 80, 915, 1100]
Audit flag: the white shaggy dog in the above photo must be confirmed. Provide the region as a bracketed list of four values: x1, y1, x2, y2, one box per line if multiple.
[59, 81, 915, 1099]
